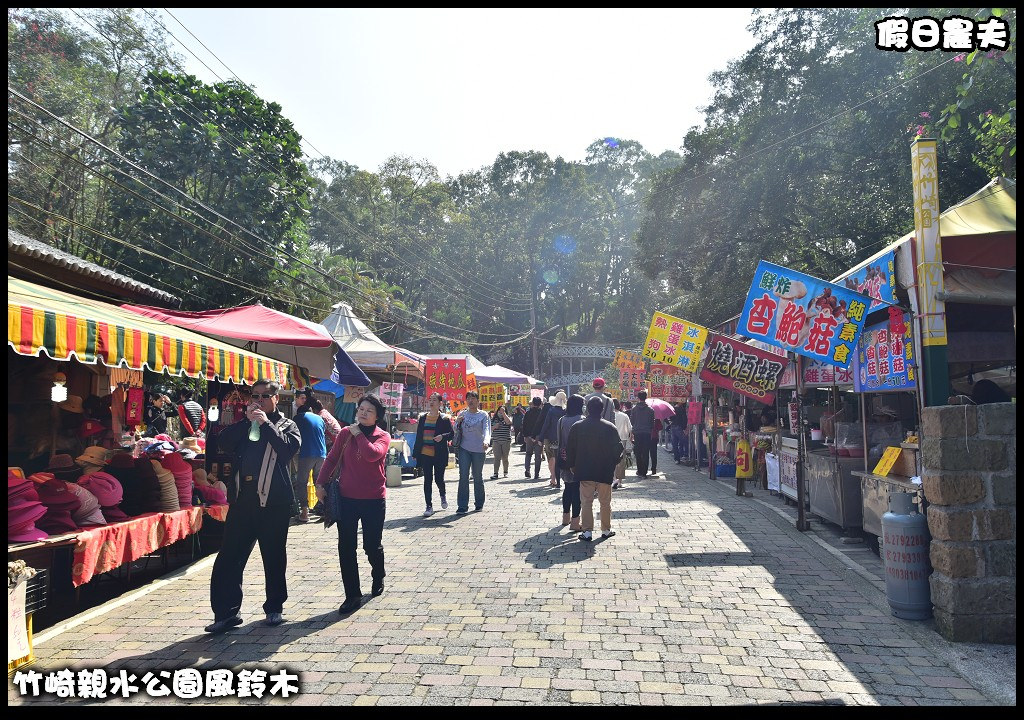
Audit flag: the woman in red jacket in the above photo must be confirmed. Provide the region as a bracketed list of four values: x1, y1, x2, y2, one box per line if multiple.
[315, 394, 391, 614]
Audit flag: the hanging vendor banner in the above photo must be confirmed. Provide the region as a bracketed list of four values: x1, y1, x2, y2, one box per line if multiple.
[425, 358, 468, 404]
[613, 348, 644, 369]
[530, 388, 544, 400]
[686, 400, 702, 426]
[854, 308, 917, 392]
[699, 333, 787, 404]
[379, 382, 404, 410]
[642, 311, 709, 372]
[510, 393, 530, 407]
[737, 260, 869, 369]
[837, 249, 897, 311]
[618, 368, 646, 401]
[802, 359, 854, 387]
[648, 364, 692, 402]
[479, 383, 505, 411]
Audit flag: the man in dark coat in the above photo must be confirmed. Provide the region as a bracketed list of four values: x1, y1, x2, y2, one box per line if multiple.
[521, 397, 544, 478]
[205, 379, 301, 633]
[567, 396, 624, 542]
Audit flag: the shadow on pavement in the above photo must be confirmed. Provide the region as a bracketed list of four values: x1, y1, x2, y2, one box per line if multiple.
[512, 527, 595, 568]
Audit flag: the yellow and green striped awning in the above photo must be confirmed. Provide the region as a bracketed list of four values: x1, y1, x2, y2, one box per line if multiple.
[8, 275, 291, 386]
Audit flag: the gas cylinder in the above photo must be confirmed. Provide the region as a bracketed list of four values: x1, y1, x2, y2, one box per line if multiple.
[881, 492, 932, 620]
[735, 438, 753, 478]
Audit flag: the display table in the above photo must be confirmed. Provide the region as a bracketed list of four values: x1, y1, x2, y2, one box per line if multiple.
[852, 471, 924, 537]
[70, 507, 203, 587]
[203, 504, 229, 522]
[806, 449, 865, 531]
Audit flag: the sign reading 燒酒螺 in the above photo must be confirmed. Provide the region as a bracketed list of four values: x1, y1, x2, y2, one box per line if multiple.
[699, 333, 787, 404]
[738, 261, 869, 369]
[425, 358, 468, 404]
[854, 308, 917, 392]
[642, 312, 709, 372]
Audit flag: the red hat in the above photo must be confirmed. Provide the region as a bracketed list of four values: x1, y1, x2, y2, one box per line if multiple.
[79, 419, 106, 438]
[593, 377, 606, 388]
[79, 472, 123, 507]
[159, 452, 194, 477]
[45, 455, 77, 472]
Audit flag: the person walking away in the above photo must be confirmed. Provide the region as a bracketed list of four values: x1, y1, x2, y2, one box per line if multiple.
[297, 389, 341, 450]
[316, 395, 391, 615]
[512, 405, 526, 447]
[293, 397, 326, 523]
[537, 391, 567, 488]
[489, 405, 513, 479]
[567, 396, 624, 542]
[556, 394, 585, 530]
[630, 390, 656, 478]
[611, 398, 634, 489]
[206, 379, 301, 632]
[671, 402, 689, 464]
[521, 397, 544, 478]
[412, 392, 453, 516]
[583, 377, 616, 422]
[455, 391, 490, 513]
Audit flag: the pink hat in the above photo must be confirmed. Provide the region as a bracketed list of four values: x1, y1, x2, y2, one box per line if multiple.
[593, 377, 606, 388]
[160, 452, 194, 477]
[66, 483, 107, 527]
[194, 484, 227, 505]
[154, 433, 174, 443]
[79, 472, 123, 507]
[8, 498, 49, 542]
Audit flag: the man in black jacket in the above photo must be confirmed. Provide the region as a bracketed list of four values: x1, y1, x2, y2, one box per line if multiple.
[205, 379, 301, 633]
[630, 391, 657, 477]
[521, 397, 544, 479]
[567, 396, 624, 542]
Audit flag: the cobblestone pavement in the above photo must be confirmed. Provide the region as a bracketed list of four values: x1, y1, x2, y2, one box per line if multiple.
[9, 448, 1011, 706]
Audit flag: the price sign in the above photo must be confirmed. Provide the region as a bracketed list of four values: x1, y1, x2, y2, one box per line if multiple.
[872, 446, 903, 477]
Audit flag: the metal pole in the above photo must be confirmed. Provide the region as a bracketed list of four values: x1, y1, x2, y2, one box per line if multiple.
[793, 352, 810, 531]
[710, 385, 717, 482]
[861, 392, 869, 473]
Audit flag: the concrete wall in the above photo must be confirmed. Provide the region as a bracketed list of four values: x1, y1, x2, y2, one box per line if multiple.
[921, 402, 1015, 643]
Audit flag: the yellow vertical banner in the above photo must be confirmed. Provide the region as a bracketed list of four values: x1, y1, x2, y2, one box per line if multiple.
[911, 139, 946, 347]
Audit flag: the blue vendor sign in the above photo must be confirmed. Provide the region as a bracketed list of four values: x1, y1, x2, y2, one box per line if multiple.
[738, 261, 870, 369]
[854, 308, 917, 392]
[835, 248, 897, 311]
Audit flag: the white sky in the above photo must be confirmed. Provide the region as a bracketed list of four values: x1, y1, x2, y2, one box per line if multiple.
[159, 8, 757, 179]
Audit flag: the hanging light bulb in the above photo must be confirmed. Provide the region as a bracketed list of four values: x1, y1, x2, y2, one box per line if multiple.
[208, 397, 220, 423]
[51, 371, 68, 403]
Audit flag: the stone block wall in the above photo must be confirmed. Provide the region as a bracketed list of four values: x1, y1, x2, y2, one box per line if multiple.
[921, 402, 1015, 643]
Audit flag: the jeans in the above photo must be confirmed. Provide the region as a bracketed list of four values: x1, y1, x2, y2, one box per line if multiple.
[561, 479, 580, 518]
[420, 456, 447, 506]
[491, 440, 511, 475]
[337, 497, 386, 601]
[293, 456, 325, 512]
[524, 437, 543, 476]
[671, 425, 688, 462]
[579, 480, 612, 532]
[458, 448, 486, 511]
[210, 494, 291, 620]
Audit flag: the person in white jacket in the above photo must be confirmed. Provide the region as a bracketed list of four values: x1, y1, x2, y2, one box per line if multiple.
[611, 398, 634, 489]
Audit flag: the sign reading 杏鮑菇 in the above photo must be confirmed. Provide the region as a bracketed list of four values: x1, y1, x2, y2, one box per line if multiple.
[642, 312, 709, 372]
[737, 261, 870, 369]
[699, 333, 787, 404]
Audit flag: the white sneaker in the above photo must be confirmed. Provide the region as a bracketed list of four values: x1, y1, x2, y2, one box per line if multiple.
[423, 506, 434, 517]
[580, 531, 593, 542]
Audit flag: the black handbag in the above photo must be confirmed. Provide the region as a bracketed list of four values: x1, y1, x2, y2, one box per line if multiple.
[451, 417, 463, 452]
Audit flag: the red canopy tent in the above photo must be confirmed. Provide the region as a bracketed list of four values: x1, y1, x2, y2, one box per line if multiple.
[120, 302, 369, 386]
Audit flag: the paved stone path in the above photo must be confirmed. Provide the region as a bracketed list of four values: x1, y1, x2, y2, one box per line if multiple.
[9, 449, 1005, 705]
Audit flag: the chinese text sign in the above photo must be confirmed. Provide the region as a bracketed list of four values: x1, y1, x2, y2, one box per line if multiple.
[854, 309, 917, 392]
[642, 312, 709, 372]
[699, 334, 787, 404]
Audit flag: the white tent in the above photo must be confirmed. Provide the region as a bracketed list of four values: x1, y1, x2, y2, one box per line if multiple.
[321, 302, 423, 377]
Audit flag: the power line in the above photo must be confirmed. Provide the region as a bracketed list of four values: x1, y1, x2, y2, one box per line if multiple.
[9, 89, 529, 342]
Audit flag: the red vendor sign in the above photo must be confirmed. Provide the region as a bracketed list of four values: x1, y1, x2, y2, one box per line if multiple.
[699, 333, 787, 404]
[425, 358, 469, 404]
